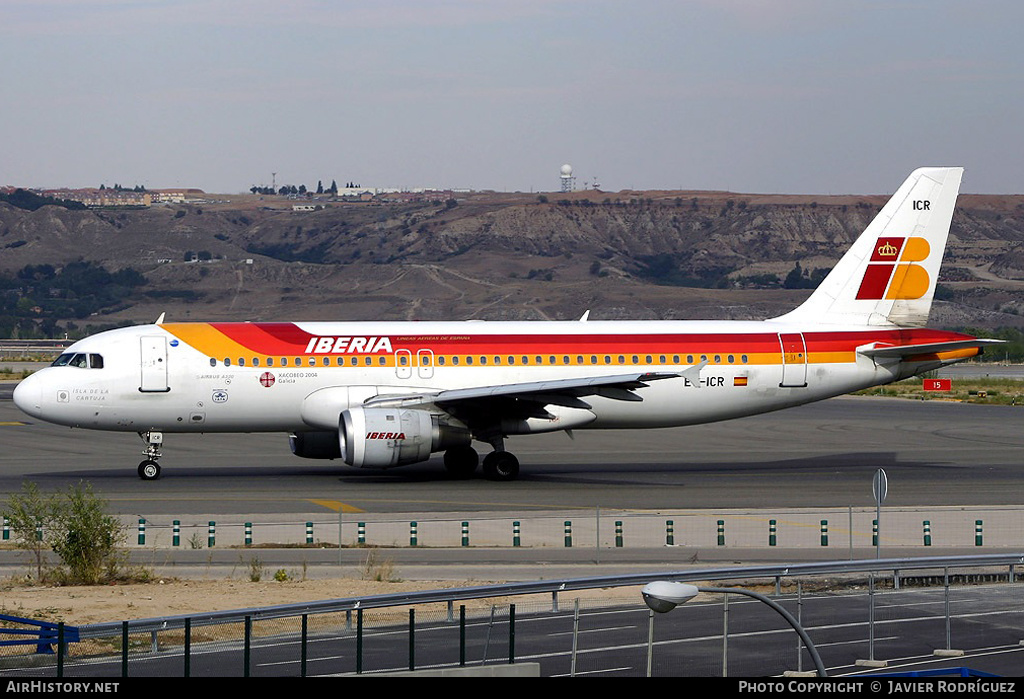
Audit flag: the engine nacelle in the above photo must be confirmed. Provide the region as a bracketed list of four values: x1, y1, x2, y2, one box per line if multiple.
[340, 407, 470, 469]
[289, 431, 342, 460]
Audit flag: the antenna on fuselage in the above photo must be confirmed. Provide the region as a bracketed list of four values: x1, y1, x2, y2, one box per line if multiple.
[155, 313, 165, 325]
[579, 310, 590, 321]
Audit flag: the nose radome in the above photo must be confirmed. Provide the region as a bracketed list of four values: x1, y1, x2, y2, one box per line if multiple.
[12, 373, 42, 418]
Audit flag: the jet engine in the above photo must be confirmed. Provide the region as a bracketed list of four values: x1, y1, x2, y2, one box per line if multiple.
[339, 407, 471, 468]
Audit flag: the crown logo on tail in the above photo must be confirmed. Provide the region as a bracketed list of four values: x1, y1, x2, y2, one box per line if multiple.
[877, 241, 898, 258]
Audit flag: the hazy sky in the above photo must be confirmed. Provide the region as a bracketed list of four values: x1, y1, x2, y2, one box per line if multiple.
[2, 0, 1021, 195]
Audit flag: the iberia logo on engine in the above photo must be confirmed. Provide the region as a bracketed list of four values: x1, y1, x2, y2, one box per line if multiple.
[366, 432, 406, 440]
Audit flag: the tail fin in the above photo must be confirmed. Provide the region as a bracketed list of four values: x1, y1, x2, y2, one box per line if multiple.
[773, 167, 963, 327]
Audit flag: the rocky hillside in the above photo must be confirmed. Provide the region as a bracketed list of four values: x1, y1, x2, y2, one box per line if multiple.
[2, 188, 1023, 333]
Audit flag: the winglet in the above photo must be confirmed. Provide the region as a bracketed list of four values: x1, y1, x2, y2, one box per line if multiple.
[680, 360, 708, 389]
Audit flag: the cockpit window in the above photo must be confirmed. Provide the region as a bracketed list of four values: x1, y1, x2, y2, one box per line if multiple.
[52, 353, 74, 367]
[51, 352, 103, 369]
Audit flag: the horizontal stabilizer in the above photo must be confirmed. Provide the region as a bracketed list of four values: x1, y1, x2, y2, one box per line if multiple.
[857, 338, 1004, 359]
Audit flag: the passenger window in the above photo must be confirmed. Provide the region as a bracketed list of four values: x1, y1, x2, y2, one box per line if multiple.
[308, 357, 315, 366]
[563, 356, 570, 365]
[400, 356, 408, 366]
[645, 355, 652, 364]
[714, 355, 721, 364]
[378, 357, 386, 366]
[659, 355, 666, 364]
[89, 354, 104, 369]
[210, 358, 217, 367]
[267, 358, 274, 367]
[224, 358, 231, 367]
[438, 356, 446, 366]
[238, 358, 245, 366]
[686, 355, 693, 364]
[323, 357, 330, 366]
[604, 356, 611, 364]
[480, 356, 487, 365]
[453, 356, 460, 365]
[576, 355, 583, 365]
[467, 357, 474, 365]
[508, 356, 515, 365]
[742, 355, 749, 364]
[673, 355, 680, 364]
[631, 355, 638, 364]
[281, 358, 288, 367]
[253, 358, 260, 366]
[728, 355, 735, 364]
[365, 357, 372, 366]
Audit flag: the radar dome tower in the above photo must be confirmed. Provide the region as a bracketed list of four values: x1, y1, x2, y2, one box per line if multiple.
[560, 164, 575, 193]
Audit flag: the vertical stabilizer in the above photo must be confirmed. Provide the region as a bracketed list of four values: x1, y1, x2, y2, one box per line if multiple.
[773, 167, 963, 327]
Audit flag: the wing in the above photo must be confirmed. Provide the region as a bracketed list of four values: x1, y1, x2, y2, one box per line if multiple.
[364, 369, 690, 411]
[361, 364, 703, 429]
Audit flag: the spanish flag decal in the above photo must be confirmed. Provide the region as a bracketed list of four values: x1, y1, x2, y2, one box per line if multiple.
[734, 376, 748, 387]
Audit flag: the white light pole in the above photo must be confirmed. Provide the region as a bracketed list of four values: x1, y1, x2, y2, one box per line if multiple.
[641, 581, 827, 677]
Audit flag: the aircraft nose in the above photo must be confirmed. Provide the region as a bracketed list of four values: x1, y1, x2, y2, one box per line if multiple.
[12, 373, 43, 418]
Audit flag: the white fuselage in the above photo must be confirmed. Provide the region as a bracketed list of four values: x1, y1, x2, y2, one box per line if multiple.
[13, 319, 968, 436]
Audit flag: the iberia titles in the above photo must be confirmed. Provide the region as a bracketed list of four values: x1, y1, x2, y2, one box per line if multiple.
[303, 336, 394, 354]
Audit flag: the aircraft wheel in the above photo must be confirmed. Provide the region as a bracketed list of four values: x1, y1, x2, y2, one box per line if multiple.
[138, 459, 161, 481]
[482, 451, 520, 482]
[444, 446, 479, 478]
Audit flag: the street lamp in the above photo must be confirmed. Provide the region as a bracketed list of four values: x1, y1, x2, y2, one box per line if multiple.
[640, 581, 827, 678]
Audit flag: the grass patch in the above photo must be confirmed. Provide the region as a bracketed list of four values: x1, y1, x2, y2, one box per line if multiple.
[854, 376, 1024, 405]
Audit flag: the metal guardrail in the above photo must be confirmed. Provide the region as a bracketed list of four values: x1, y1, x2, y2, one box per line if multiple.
[77, 553, 1024, 639]
[0, 614, 79, 653]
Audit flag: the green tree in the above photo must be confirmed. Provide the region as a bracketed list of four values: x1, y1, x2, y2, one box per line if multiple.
[4, 481, 57, 581]
[49, 482, 127, 585]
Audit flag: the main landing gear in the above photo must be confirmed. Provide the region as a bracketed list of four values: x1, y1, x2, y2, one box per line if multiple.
[137, 431, 163, 480]
[443, 438, 521, 482]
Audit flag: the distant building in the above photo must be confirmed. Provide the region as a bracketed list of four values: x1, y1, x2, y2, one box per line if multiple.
[40, 188, 151, 207]
[151, 189, 204, 204]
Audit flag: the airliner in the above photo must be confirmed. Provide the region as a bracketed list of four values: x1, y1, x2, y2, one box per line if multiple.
[12, 167, 999, 481]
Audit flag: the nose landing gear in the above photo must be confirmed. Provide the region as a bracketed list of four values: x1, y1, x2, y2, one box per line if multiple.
[137, 431, 163, 480]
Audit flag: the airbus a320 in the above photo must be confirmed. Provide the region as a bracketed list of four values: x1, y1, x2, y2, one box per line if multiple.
[13, 167, 998, 481]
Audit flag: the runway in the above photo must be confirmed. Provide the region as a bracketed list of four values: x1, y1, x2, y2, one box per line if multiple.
[1, 391, 1022, 516]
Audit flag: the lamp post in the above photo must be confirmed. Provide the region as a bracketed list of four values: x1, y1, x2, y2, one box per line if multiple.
[641, 581, 827, 678]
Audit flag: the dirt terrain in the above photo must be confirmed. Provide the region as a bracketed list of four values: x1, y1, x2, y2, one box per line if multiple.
[0, 576, 599, 626]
